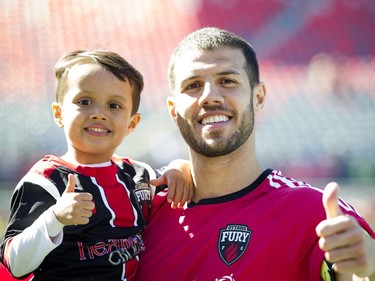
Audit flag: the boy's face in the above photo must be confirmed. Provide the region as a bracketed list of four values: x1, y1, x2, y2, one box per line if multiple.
[52, 63, 140, 164]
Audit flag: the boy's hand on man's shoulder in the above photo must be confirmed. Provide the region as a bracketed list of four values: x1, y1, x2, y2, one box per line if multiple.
[151, 159, 194, 209]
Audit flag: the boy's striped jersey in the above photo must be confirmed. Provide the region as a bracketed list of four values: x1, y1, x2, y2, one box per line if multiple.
[0, 155, 152, 281]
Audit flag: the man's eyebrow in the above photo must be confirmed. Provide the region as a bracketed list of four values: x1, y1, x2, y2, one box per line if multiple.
[183, 75, 200, 82]
[216, 70, 241, 76]
[183, 70, 240, 81]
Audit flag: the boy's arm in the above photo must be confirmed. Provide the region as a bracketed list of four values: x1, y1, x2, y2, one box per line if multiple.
[4, 207, 64, 277]
[1, 178, 64, 278]
[117, 156, 193, 208]
[151, 159, 193, 208]
[2, 174, 93, 277]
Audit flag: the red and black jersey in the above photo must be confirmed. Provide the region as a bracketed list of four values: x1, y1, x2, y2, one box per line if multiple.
[137, 169, 375, 281]
[0, 155, 152, 281]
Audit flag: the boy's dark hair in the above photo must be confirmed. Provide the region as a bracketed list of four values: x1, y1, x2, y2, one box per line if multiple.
[54, 50, 144, 116]
[168, 27, 260, 93]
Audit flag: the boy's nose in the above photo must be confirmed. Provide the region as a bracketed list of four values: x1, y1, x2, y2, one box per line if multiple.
[90, 105, 107, 120]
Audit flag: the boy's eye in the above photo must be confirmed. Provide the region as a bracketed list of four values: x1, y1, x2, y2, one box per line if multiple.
[109, 102, 121, 109]
[77, 99, 92, 106]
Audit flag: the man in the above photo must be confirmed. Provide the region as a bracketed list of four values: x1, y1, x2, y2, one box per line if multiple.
[137, 27, 375, 280]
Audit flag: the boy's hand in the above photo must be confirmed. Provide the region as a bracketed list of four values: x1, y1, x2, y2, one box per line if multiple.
[151, 159, 194, 209]
[315, 182, 375, 279]
[52, 174, 95, 225]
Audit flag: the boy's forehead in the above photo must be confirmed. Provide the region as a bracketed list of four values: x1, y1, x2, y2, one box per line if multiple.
[67, 63, 103, 81]
[65, 63, 133, 95]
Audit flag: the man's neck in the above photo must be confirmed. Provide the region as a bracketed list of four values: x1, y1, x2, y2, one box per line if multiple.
[190, 147, 263, 203]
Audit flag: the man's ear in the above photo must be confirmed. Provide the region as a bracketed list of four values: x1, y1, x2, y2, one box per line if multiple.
[167, 96, 177, 123]
[127, 113, 141, 135]
[52, 102, 64, 128]
[253, 82, 266, 114]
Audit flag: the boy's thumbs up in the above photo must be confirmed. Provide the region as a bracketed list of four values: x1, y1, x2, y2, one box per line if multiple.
[323, 182, 343, 219]
[65, 174, 76, 193]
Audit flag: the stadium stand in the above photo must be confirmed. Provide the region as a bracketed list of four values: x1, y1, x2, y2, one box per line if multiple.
[0, 0, 374, 241]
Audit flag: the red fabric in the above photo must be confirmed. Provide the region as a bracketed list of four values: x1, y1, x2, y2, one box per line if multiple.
[0, 263, 32, 280]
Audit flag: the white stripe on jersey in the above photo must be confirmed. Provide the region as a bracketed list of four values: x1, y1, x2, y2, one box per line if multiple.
[270, 170, 312, 188]
[132, 160, 157, 180]
[116, 174, 139, 227]
[121, 261, 126, 281]
[16, 171, 60, 200]
[268, 170, 359, 215]
[91, 177, 117, 227]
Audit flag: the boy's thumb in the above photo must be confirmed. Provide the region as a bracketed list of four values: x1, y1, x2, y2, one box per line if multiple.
[65, 174, 76, 193]
[323, 182, 343, 219]
[150, 174, 167, 187]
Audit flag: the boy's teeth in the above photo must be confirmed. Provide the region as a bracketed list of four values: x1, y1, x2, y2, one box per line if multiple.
[201, 115, 229, 125]
[88, 128, 108, 133]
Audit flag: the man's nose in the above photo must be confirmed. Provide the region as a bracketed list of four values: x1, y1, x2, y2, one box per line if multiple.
[198, 82, 224, 106]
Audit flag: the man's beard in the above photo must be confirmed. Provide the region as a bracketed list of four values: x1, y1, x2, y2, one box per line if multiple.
[176, 104, 254, 157]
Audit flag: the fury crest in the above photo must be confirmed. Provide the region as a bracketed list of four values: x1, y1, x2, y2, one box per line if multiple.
[218, 224, 252, 266]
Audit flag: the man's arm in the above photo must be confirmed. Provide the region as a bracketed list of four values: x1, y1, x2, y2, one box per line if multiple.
[336, 272, 375, 281]
[316, 183, 375, 281]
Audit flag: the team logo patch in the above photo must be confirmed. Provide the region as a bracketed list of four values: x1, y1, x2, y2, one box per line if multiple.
[218, 224, 252, 265]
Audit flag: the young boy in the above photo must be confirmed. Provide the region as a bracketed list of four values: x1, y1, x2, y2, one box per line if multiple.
[0, 50, 192, 281]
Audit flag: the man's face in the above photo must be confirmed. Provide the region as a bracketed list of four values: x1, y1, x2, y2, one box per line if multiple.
[168, 47, 255, 157]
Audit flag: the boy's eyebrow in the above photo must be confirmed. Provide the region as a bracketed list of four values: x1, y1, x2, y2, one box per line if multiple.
[112, 95, 128, 102]
[76, 90, 129, 102]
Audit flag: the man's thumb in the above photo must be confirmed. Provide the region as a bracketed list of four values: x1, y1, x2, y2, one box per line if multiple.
[65, 174, 76, 193]
[323, 182, 343, 219]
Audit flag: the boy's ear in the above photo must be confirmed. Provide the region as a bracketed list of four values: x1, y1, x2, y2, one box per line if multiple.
[167, 96, 177, 122]
[127, 113, 141, 134]
[52, 102, 64, 128]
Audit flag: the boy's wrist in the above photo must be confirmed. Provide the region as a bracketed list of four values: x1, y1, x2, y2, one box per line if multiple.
[45, 207, 64, 238]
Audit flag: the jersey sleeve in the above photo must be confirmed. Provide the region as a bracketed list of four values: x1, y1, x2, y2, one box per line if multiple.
[0, 174, 62, 277]
[320, 260, 336, 281]
[340, 201, 375, 238]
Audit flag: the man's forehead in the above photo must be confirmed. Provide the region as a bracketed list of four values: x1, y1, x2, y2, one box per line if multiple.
[173, 47, 245, 79]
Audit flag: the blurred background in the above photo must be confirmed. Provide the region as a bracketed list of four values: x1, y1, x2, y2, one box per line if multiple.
[0, 0, 374, 238]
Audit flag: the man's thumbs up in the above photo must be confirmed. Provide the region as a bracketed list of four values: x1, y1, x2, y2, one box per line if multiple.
[316, 182, 345, 239]
[317, 183, 375, 278]
[322, 182, 343, 219]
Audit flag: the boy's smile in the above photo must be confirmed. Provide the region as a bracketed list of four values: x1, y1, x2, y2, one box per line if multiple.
[52, 63, 140, 164]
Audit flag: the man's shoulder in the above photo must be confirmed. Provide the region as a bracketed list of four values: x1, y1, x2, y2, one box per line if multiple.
[263, 169, 324, 197]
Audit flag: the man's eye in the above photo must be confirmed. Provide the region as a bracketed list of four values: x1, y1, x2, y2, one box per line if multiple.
[220, 78, 235, 85]
[109, 103, 121, 109]
[78, 99, 91, 106]
[186, 82, 200, 90]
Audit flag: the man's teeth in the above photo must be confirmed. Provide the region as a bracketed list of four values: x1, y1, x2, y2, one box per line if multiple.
[87, 128, 109, 133]
[201, 115, 229, 125]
